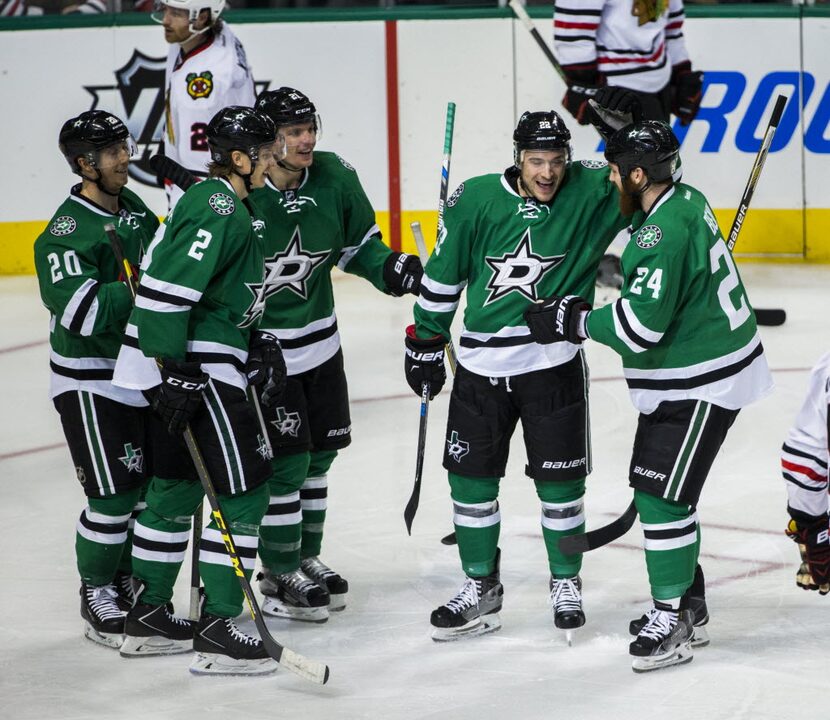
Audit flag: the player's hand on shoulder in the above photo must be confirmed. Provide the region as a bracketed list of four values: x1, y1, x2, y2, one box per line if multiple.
[153, 359, 210, 435]
[384, 252, 423, 297]
[524, 295, 591, 345]
[786, 511, 830, 594]
[404, 324, 447, 399]
[588, 86, 643, 139]
[246, 330, 287, 407]
[561, 65, 604, 126]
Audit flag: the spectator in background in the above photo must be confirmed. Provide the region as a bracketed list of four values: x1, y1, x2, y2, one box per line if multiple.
[553, 0, 703, 126]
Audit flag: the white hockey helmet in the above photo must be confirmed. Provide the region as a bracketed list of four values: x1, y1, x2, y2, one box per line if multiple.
[152, 0, 226, 31]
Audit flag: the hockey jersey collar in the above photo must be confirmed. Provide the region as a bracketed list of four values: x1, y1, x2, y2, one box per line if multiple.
[68, 184, 122, 217]
[264, 168, 309, 195]
[174, 31, 216, 71]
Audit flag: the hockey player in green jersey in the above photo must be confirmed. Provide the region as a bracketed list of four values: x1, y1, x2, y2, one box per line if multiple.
[34, 110, 159, 650]
[113, 106, 287, 674]
[404, 110, 631, 642]
[525, 120, 773, 671]
[246, 87, 423, 621]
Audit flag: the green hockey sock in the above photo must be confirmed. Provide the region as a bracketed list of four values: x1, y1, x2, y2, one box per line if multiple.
[116, 484, 147, 575]
[534, 477, 586, 578]
[258, 452, 308, 574]
[448, 472, 501, 577]
[301, 450, 337, 558]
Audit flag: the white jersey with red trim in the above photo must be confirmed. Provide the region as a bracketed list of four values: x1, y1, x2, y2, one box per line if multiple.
[163, 22, 256, 209]
[553, 0, 690, 93]
[781, 353, 830, 519]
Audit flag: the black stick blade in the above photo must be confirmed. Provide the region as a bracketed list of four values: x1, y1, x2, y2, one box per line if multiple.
[558, 500, 638, 554]
[755, 308, 786, 326]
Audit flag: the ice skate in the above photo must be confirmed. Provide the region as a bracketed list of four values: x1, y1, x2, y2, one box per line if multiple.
[549, 575, 585, 646]
[113, 571, 139, 612]
[120, 601, 194, 657]
[191, 613, 277, 676]
[629, 578, 709, 648]
[301, 556, 349, 611]
[258, 568, 330, 623]
[430, 555, 503, 642]
[629, 604, 694, 673]
[80, 582, 126, 649]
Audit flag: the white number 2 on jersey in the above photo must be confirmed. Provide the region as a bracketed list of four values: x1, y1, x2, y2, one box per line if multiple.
[630, 267, 663, 299]
[709, 238, 750, 330]
[188, 229, 212, 261]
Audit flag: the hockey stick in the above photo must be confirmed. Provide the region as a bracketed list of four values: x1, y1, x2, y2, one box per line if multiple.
[105, 223, 330, 685]
[558, 95, 790, 556]
[148, 153, 198, 192]
[403, 103, 457, 535]
[508, 0, 566, 82]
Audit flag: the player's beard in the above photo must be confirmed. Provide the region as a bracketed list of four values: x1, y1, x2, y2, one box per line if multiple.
[617, 177, 641, 217]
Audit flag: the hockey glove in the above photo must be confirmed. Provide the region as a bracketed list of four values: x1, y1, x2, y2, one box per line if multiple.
[524, 295, 591, 345]
[596, 253, 623, 290]
[383, 252, 423, 297]
[786, 511, 830, 594]
[588, 86, 644, 140]
[152, 359, 209, 436]
[562, 64, 604, 126]
[404, 324, 447, 399]
[671, 61, 704, 126]
[246, 330, 287, 407]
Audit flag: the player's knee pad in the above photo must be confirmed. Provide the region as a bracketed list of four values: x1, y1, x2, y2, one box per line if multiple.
[87, 486, 143, 518]
[534, 476, 586, 504]
[269, 451, 311, 495]
[143, 475, 205, 524]
[218, 483, 270, 535]
[634, 489, 695, 525]
[448, 472, 500, 504]
[308, 449, 337, 477]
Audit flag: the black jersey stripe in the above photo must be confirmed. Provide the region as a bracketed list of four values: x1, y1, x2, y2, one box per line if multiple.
[626, 342, 764, 391]
[68, 282, 101, 335]
[267, 498, 303, 515]
[187, 351, 246, 373]
[420, 285, 462, 304]
[604, 55, 668, 78]
[668, 9, 684, 18]
[132, 534, 189, 554]
[50, 361, 114, 381]
[279, 321, 339, 350]
[555, 34, 599, 44]
[459, 333, 533, 349]
[643, 520, 697, 540]
[782, 442, 828, 469]
[137, 284, 194, 308]
[300, 487, 327, 500]
[201, 538, 258, 559]
[615, 303, 658, 351]
[79, 514, 129, 535]
[554, 6, 602, 16]
[783, 472, 826, 492]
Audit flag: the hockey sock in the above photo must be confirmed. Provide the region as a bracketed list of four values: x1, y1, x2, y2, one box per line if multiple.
[117, 487, 147, 575]
[200, 483, 269, 617]
[635, 490, 699, 601]
[301, 450, 337, 558]
[448, 472, 501, 577]
[258, 452, 309, 574]
[76, 487, 143, 587]
[534, 477, 586, 578]
[131, 476, 204, 606]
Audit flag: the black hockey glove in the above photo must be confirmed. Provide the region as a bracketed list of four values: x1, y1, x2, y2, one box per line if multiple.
[246, 330, 287, 408]
[671, 61, 704, 126]
[588, 86, 644, 140]
[786, 511, 830, 594]
[596, 253, 623, 290]
[404, 324, 447, 399]
[562, 64, 604, 126]
[383, 252, 423, 297]
[524, 295, 591, 345]
[152, 359, 209, 436]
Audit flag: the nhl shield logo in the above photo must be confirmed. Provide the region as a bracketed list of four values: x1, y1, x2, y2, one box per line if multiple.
[186, 71, 214, 100]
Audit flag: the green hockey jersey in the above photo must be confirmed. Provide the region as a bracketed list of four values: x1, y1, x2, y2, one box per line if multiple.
[414, 161, 628, 377]
[585, 183, 773, 413]
[114, 177, 265, 392]
[34, 185, 158, 405]
[247, 151, 392, 374]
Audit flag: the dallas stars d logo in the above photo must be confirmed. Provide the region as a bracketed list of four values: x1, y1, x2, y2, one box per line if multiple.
[118, 443, 144, 473]
[447, 430, 470, 463]
[483, 229, 565, 305]
[271, 407, 302, 438]
[256, 434, 272, 460]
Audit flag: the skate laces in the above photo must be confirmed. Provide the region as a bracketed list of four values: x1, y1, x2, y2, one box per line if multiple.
[278, 570, 316, 593]
[302, 557, 336, 580]
[87, 584, 125, 620]
[445, 577, 480, 613]
[224, 618, 260, 647]
[638, 607, 677, 642]
[549, 577, 582, 613]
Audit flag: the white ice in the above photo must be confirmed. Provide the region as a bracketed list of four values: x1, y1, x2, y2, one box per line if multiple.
[2, 264, 828, 720]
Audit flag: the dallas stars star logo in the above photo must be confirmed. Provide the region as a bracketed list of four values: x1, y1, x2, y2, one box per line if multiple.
[272, 407, 302, 438]
[240, 227, 330, 327]
[483, 229, 565, 305]
[118, 443, 144, 473]
[446, 430, 470, 463]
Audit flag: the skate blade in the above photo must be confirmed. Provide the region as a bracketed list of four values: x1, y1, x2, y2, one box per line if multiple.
[83, 623, 124, 650]
[691, 625, 710, 648]
[120, 635, 193, 657]
[431, 613, 502, 643]
[190, 652, 278, 676]
[327, 593, 347, 612]
[262, 596, 329, 623]
[631, 642, 693, 673]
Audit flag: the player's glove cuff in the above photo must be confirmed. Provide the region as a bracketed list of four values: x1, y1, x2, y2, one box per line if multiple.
[384, 252, 423, 297]
[404, 324, 447, 399]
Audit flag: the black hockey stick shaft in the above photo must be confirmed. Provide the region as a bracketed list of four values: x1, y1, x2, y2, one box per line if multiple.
[508, 0, 566, 81]
[149, 153, 198, 192]
[105, 224, 330, 685]
[404, 381, 431, 535]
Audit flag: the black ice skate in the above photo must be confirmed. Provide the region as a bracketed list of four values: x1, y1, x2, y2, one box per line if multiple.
[120, 601, 194, 657]
[431, 555, 503, 642]
[80, 582, 126, 649]
[258, 568, 330, 623]
[113, 571, 139, 612]
[629, 603, 694, 673]
[301, 556, 349, 611]
[549, 575, 585, 646]
[191, 613, 277, 676]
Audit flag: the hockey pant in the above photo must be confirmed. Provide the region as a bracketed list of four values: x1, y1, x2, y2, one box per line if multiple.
[258, 450, 337, 574]
[130, 476, 268, 618]
[76, 485, 146, 587]
[448, 472, 585, 578]
[635, 490, 700, 603]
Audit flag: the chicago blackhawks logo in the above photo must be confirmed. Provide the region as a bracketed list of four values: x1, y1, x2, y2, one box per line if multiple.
[272, 407, 302, 438]
[636, 224, 663, 249]
[118, 443, 144, 473]
[209, 192, 235, 216]
[484, 229, 565, 305]
[50, 216, 77, 237]
[186, 71, 214, 99]
[446, 430, 470, 463]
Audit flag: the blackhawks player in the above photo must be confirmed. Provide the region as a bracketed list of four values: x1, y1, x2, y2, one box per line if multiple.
[405, 110, 630, 643]
[34, 110, 159, 650]
[113, 107, 286, 675]
[781, 354, 830, 595]
[525, 120, 773, 671]
[247, 87, 423, 622]
[153, 0, 256, 209]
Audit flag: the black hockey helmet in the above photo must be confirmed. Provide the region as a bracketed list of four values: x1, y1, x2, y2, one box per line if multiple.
[255, 87, 318, 129]
[604, 120, 680, 184]
[59, 110, 132, 174]
[207, 106, 278, 164]
[513, 110, 571, 166]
